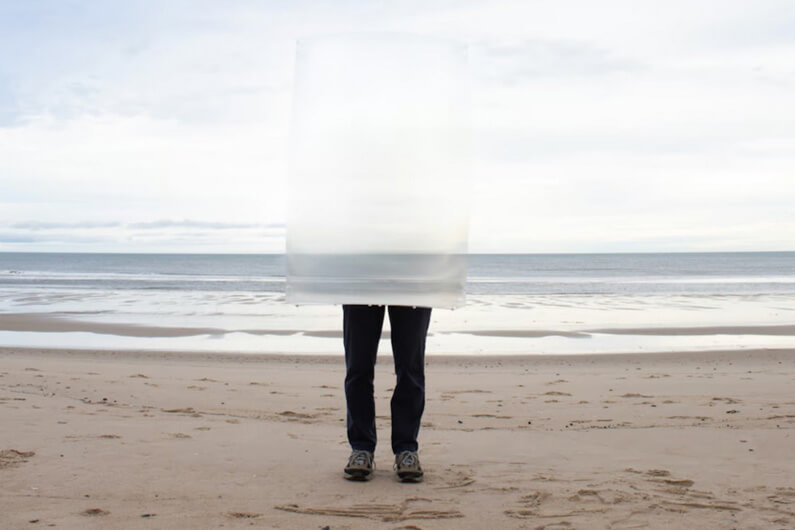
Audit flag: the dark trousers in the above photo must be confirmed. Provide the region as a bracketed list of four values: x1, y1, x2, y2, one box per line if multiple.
[343, 304, 432, 454]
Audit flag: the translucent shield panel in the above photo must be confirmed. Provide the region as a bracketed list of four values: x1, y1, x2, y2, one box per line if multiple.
[286, 33, 470, 309]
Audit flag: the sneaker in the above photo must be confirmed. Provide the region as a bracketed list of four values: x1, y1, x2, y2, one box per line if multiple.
[394, 450, 423, 482]
[344, 449, 375, 481]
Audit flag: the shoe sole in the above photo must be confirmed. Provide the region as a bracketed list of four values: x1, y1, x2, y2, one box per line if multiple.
[344, 469, 373, 481]
[397, 471, 423, 483]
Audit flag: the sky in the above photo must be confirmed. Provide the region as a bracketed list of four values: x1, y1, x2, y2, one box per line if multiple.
[1, 0, 794, 254]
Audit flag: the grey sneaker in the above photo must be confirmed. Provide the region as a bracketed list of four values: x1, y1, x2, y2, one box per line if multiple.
[344, 449, 375, 481]
[394, 450, 423, 482]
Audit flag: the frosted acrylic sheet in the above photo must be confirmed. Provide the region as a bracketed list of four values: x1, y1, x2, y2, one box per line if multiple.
[286, 34, 470, 309]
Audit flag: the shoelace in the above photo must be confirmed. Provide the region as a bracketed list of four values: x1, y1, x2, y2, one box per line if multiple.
[350, 451, 370, 467]
[397, 452, 417, 468]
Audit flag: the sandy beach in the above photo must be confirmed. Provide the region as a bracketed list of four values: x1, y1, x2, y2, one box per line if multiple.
[1, 346, 793, 529]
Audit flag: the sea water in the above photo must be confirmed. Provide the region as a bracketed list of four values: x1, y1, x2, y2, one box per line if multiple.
[1, 252, 794, 354]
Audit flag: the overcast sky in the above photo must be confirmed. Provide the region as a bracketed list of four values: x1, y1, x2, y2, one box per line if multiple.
[1, 0, 794, 253]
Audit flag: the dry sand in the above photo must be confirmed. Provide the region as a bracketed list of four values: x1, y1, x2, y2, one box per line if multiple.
[1, 346, 794, 529]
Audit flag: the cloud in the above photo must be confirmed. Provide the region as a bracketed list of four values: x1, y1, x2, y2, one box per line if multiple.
[0, 231, 111, 244]
[127, 220, 263, 230]
[0, 233, 37, 243]
[0, 218, 287, 253]
[0, 0, 793, 252]
[11, 221, 121, 230]
[472, 39, 645, 84]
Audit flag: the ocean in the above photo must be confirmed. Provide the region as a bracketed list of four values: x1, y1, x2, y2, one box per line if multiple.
[3, 252, 795, 295]
[1, 251, 794, 355]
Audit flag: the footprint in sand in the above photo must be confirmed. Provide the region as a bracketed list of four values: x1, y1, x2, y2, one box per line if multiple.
[711, 396, 742, 404]
[226, 512, 262, 519]
[0, 449, 35, 469]
[167, 433, 192, 439]
[275, 498, 463, 522]
[162, 407, 197, 414]
[435, 468, 475, 490]
[503, 489, 552, 518]
[277, 410, 318, 422]
[514, 469, 786, 524]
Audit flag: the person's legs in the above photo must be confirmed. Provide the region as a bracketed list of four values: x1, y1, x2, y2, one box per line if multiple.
[387, 305, 432, 455]
[343, 304, 386, 452]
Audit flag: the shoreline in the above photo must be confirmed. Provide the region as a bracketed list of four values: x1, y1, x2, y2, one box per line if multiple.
[4, 311, 795, 338]
[3, 309, 795, 359]
[2, 344, 795, 365]
[3, 289, 795, 356]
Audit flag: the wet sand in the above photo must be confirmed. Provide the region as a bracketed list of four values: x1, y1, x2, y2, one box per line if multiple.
[4, 311, 795, 339]
[1, 346, 794, 528]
